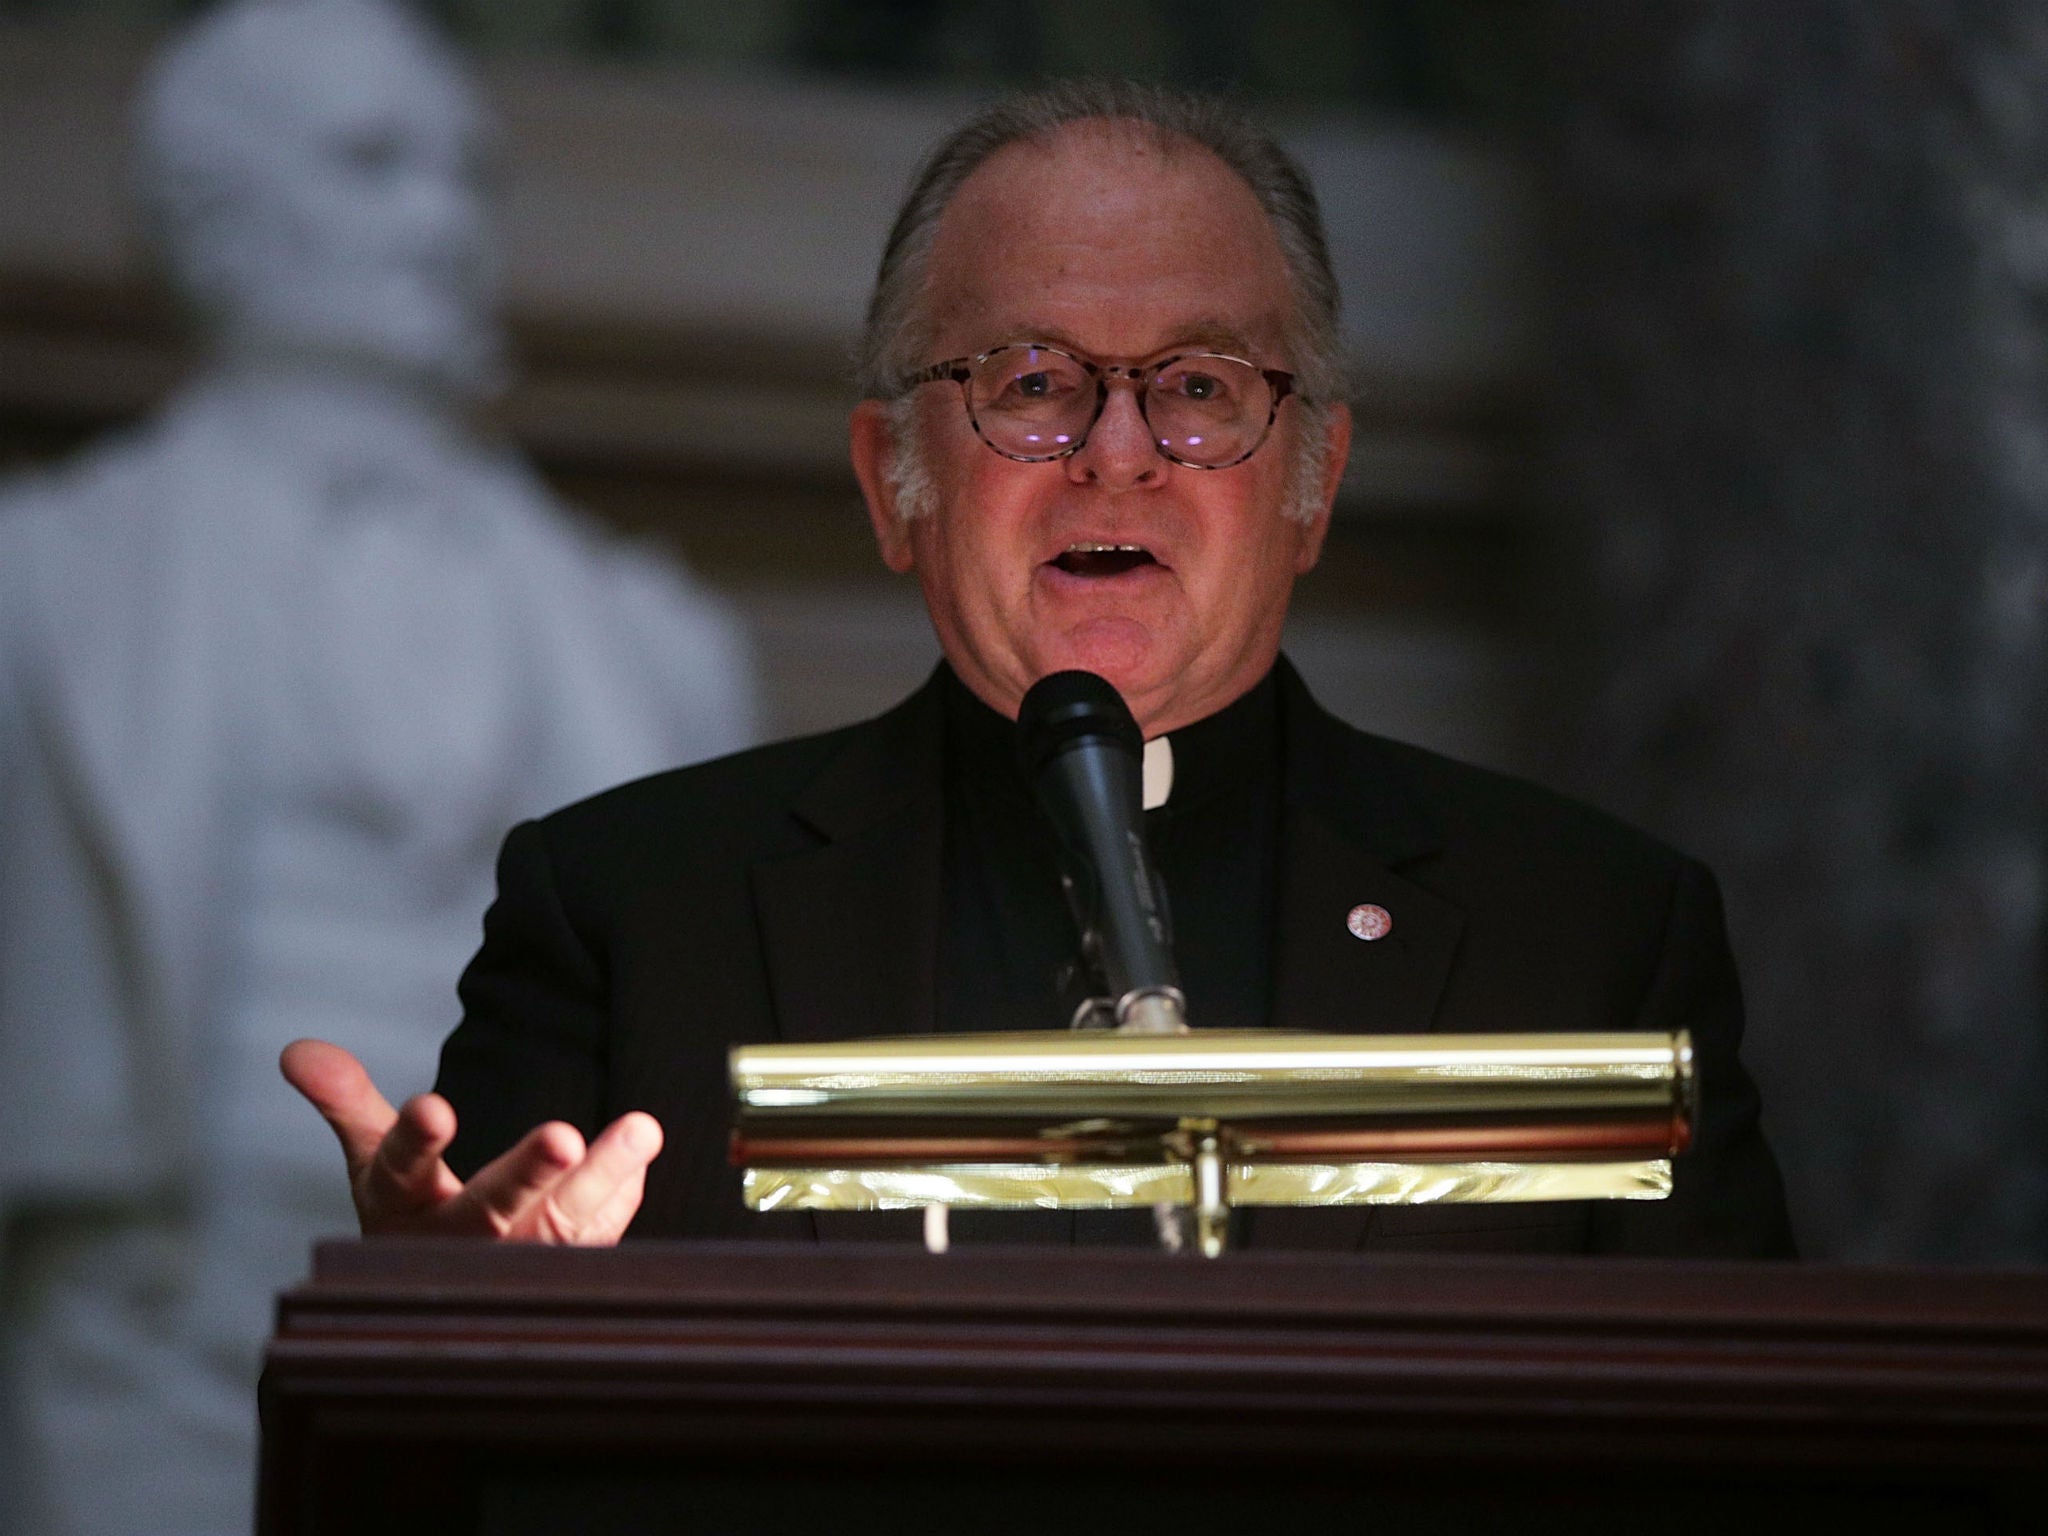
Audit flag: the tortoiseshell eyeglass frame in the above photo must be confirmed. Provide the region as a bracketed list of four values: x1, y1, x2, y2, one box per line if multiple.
[899, 342, 1297, 469]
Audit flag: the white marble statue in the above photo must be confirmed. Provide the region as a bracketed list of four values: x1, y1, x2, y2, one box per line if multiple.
[0, 2, 756, 1530]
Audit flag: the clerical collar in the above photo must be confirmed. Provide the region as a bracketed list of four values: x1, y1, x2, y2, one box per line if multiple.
[939, 663, 1281, 815]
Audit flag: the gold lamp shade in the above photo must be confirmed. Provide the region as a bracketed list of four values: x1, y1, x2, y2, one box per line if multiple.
[731, 1030, 1695, 1237]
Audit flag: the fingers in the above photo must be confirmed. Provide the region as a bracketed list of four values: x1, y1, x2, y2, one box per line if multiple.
[573, 1161, 651, 1246]
[282, 1039, 468, 1234]
[357, 1092, 465, 1224]
[531, 1112, 662, 1244]
[443, 1120, 587, 1237]
[283, 1034, 664, 1244]
[448, 1111, 661, 1244]
[280, 1039, 398, 1175]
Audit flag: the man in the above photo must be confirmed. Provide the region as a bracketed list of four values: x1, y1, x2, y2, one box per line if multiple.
[0, 2, 753, 1530]
[287, 82, 1794, 1257]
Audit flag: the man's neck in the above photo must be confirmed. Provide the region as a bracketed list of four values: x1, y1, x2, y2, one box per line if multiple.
[940, 659, 1281, 814]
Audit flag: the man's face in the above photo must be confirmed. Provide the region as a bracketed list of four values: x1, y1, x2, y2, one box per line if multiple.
[852, 124, 1349, 737]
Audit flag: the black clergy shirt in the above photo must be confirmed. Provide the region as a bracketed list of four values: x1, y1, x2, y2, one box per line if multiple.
[934, 663, 1283, 1037]
[928, 665, 1286, 1247]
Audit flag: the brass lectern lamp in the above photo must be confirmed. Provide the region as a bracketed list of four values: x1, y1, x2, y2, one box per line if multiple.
[730, 675, 1695, 1258]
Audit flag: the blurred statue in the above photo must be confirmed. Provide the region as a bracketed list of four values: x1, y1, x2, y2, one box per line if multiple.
[0, 1, 755, 1529]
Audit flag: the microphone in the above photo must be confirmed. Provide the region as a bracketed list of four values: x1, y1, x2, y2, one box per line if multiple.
[1016, 671, 1188, 1035]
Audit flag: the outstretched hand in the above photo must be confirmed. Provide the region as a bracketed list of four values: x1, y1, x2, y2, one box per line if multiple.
[279, 1038, 660, 1244]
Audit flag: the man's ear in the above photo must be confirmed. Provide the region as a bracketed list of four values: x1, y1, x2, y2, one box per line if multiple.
[1292, 401, 1351, 574]
[850, 399, 915, 573]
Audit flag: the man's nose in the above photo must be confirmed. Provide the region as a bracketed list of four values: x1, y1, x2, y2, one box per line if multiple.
[1066, 380, 1166, 491]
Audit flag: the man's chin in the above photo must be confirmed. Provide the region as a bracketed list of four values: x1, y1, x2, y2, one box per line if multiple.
[1039, 621, 1159, 697]
[1032, 636, 1282, 736]
[1026, 633, 1218, 736]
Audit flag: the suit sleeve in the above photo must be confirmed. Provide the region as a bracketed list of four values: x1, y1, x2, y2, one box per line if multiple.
[1590, 857, 1798, 1257]
[435, 818, 609, 1179]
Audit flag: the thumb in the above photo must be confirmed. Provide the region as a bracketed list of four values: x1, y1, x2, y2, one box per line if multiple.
[281, 1038, 399, 1176]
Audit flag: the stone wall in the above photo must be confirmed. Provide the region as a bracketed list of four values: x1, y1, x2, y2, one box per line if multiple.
[1543, 1, 2048, 1261]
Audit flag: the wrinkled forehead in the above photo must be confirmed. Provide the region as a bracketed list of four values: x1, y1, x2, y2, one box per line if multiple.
[923, 120, 1295, 358]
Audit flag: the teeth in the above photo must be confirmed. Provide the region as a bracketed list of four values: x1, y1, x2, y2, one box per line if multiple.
[1065, 543, 1146, 554]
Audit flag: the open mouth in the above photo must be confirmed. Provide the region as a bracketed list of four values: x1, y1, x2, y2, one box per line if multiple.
[1050, 543, 1158, 578]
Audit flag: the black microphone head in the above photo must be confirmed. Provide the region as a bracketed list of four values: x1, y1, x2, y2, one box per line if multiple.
[1017, 670, 1142, 779]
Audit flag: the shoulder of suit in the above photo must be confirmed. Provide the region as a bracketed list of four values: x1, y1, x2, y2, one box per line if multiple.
[538, 718, 864, 827]
[530, 680, 933, 853]
[1301, 699, 1706, 885]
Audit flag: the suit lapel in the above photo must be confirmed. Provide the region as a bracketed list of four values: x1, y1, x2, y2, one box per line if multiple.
[1270, 803, 1466, 1036]
[749, 672, 1058, 1245]
[1257, 662, 1466, 1252]
[750, 674, 946, 1045]
[1269, 661, 1464, 1038]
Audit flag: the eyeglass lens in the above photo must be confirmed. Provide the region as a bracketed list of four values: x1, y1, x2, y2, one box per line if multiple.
[965, 345, 1271, 467]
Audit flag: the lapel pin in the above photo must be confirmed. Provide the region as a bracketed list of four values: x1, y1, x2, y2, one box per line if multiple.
[1346, 903, 1392, 942]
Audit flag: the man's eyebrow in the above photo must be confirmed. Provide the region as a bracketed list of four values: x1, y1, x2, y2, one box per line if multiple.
[1161, 318, 1272, 358]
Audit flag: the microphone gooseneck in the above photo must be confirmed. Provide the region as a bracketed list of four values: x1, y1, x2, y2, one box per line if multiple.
[1016, 671, 1187, 1035]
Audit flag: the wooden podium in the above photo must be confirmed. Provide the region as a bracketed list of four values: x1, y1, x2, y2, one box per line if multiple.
[260, 1240, 2048, 1535]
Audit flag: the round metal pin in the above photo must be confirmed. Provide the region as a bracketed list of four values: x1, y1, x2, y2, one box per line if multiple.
[1346, 903, 1392, 941]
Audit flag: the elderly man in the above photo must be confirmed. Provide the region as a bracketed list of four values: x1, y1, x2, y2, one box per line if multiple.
[289, 82, 1793, 1256]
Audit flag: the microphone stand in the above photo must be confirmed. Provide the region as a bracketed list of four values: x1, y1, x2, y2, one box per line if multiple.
[1020, 671, 1221, 1251]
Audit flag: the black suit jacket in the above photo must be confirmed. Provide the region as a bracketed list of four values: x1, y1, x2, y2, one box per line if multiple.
[438, 660, 1795, 1257]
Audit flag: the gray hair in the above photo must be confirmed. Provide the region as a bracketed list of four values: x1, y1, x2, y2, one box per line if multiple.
[856, 80, 1346, 408]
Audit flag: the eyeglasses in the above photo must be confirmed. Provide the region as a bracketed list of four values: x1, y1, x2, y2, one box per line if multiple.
[900, 343, 1296, 470]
